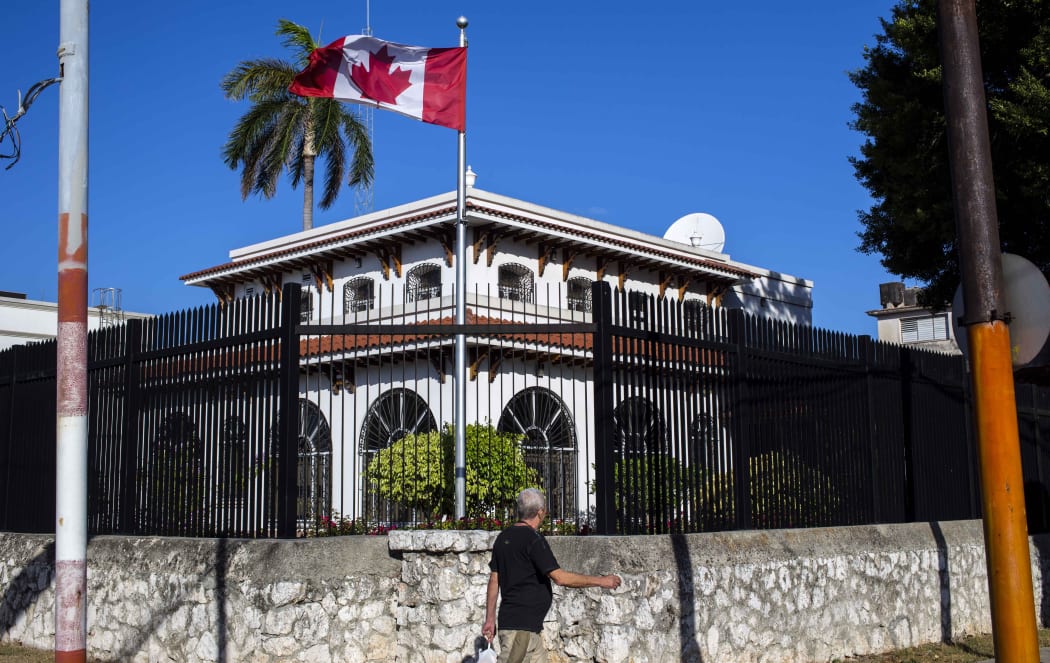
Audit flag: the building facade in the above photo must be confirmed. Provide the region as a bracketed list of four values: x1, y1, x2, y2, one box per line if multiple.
[180, 187, 814, 524]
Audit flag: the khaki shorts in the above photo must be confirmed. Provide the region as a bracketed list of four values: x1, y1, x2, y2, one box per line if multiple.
[497, 629, 546, 663]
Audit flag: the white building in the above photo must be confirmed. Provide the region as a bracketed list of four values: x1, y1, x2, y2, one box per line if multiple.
[866, 282, 960, 355]
[180, 186, 814, 523]
[0, 289, 150, 350]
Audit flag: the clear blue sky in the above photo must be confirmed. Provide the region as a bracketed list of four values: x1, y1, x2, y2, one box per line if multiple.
[1, 1, 903, 336]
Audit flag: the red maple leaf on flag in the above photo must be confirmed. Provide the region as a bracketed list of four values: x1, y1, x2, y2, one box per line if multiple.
[350, 45, 412, 105]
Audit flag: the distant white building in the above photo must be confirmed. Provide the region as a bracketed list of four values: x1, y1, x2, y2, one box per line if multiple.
[0, 290, 151, 351]
[180, 185, 815, 522]
[867, 282, 960, 354]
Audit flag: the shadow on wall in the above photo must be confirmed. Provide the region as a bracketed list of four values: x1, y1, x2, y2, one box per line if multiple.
[671, 533, 704, 662]
[107, 538, 237, 662]
[0, 541, 54, 638]
[724, 271, 813, 327]
[929, 522, 953, 643]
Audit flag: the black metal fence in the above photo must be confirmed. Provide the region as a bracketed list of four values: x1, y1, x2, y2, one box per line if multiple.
[0, 281, 1048, 537]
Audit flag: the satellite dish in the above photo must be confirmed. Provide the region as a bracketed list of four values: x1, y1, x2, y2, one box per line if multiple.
[951, 253, 1050, 367]
[664, 212, 726, 253]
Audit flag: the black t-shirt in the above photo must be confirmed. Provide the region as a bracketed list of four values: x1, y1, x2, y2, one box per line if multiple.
[489, 524, 560, 632]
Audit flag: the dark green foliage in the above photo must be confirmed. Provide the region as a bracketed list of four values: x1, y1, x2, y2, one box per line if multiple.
[850, 0, 1050, 307]
[692, 451, 842, 530]
[365, 423, 539, 519]
[611, 454, 686, 532]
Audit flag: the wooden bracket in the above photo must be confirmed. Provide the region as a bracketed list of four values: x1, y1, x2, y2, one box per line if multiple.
[562, 248, 579, 282]
[440, 229, 455, 268]
[538, 243, 555, 278]
[472, 227, 490, 265]
[658, 272, 674, 299]
[617, 261, 630, 292]
[470, 349, 489, 382]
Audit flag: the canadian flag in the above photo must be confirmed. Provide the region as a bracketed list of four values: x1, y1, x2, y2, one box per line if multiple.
[290, 35, 466, 131]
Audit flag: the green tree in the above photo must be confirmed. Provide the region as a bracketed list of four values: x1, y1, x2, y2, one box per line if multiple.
[221, 19, 373, 231]
[850, 0, 1050, 307]
[365, 423, 539, 518]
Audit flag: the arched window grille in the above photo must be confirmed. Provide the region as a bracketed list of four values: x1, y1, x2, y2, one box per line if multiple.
[498, 263, 534, 303]
[344, 277, 375, 313]
[612, 397, 666, 455]
[566, 277, 593, 312]
[498, 387, 578, 521]
[148, 411, 204, 535]
[359, 389, 438, 523]
[299, 289, 314, 323]
[297, 399, 332, 527]
[406, 264, 442, 303]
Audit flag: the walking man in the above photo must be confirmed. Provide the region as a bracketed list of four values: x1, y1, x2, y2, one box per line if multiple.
[482, 488, 622, 662]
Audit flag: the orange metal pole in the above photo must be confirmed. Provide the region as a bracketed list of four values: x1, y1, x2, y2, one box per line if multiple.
[969, 321, 1039, 662]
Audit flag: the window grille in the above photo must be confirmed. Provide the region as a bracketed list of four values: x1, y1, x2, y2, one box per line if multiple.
[566, 277, 593, 312]
[498, 387, 578, 520]
[406, 264, 442, 303]
[343, 277, 375, 313]
[497, 264, 534, 303]
[299, 290, 313, 323]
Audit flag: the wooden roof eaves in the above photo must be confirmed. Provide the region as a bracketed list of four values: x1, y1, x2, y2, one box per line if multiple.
[180, 206, 458, 286]
[465, 204, 754, 284]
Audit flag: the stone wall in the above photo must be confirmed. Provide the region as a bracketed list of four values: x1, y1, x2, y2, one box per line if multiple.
[1, 521, 1048, 662]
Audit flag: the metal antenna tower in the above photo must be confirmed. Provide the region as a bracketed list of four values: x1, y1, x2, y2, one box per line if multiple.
[353, 0, 375, 215]
[92, 287, 124, 327]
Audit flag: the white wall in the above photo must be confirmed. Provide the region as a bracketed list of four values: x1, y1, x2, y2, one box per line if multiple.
[0, 295, 151, 350]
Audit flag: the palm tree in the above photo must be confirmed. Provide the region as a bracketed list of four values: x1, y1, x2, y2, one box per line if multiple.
[222, 19, 373, 231]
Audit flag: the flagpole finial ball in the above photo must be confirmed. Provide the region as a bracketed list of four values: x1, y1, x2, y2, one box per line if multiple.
[457, 16, 469, 29]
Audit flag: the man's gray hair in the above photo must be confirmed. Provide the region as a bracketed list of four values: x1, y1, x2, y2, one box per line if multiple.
[516, 488, 546, 521]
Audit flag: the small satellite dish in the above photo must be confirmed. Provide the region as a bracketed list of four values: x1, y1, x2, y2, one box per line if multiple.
[952, 253, 1050, 367]
[664, 212, 726, 253]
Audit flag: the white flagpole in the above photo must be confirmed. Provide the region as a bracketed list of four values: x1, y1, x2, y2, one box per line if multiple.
[453, 16, 468, 519]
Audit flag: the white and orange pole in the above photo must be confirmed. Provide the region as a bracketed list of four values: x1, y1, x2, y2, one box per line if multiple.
[55, 1, 89, 661]
[938, 1, 1039, 660]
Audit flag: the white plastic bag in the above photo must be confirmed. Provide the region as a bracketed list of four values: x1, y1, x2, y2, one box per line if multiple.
[477, 643, 497, 663]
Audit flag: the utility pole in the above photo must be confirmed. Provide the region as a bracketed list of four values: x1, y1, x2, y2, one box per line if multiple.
[55, 1, 89, 662]
[937, 2, 1039, 660]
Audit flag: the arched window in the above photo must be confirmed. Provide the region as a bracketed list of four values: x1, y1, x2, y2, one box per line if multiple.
[359, 389, 438, 523]
[297, 399, 332, 527]
[344, 277, 375, 313]
[566, 277, 592, 312]
[406, 264, 442, 303]
[148, 411, 204, 535]
[612, 397, 666, 456]
[498, 388, 578, 521]
[360, 388, 439, 454]
[498, 263, 534, 303]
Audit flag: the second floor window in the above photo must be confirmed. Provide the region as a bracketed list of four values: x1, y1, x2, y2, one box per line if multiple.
[566, 277, 592, 312]
[407, 264, 442, 303]
[344, 277, 375, 313]
[498, 264, 534, 303]
[901, 314, 948, 342]
[300, 290, 314, 323]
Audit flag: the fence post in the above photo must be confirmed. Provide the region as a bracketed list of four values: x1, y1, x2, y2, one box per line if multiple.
[118, 319, 142, 533]
[899, 346, 917, 522]
[859, 335, 882, 523]
[727, 308, 753, 530]
[277, 283, 302, 538]
[591, 280, 617, 535]
[0, 346, 18, 530]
